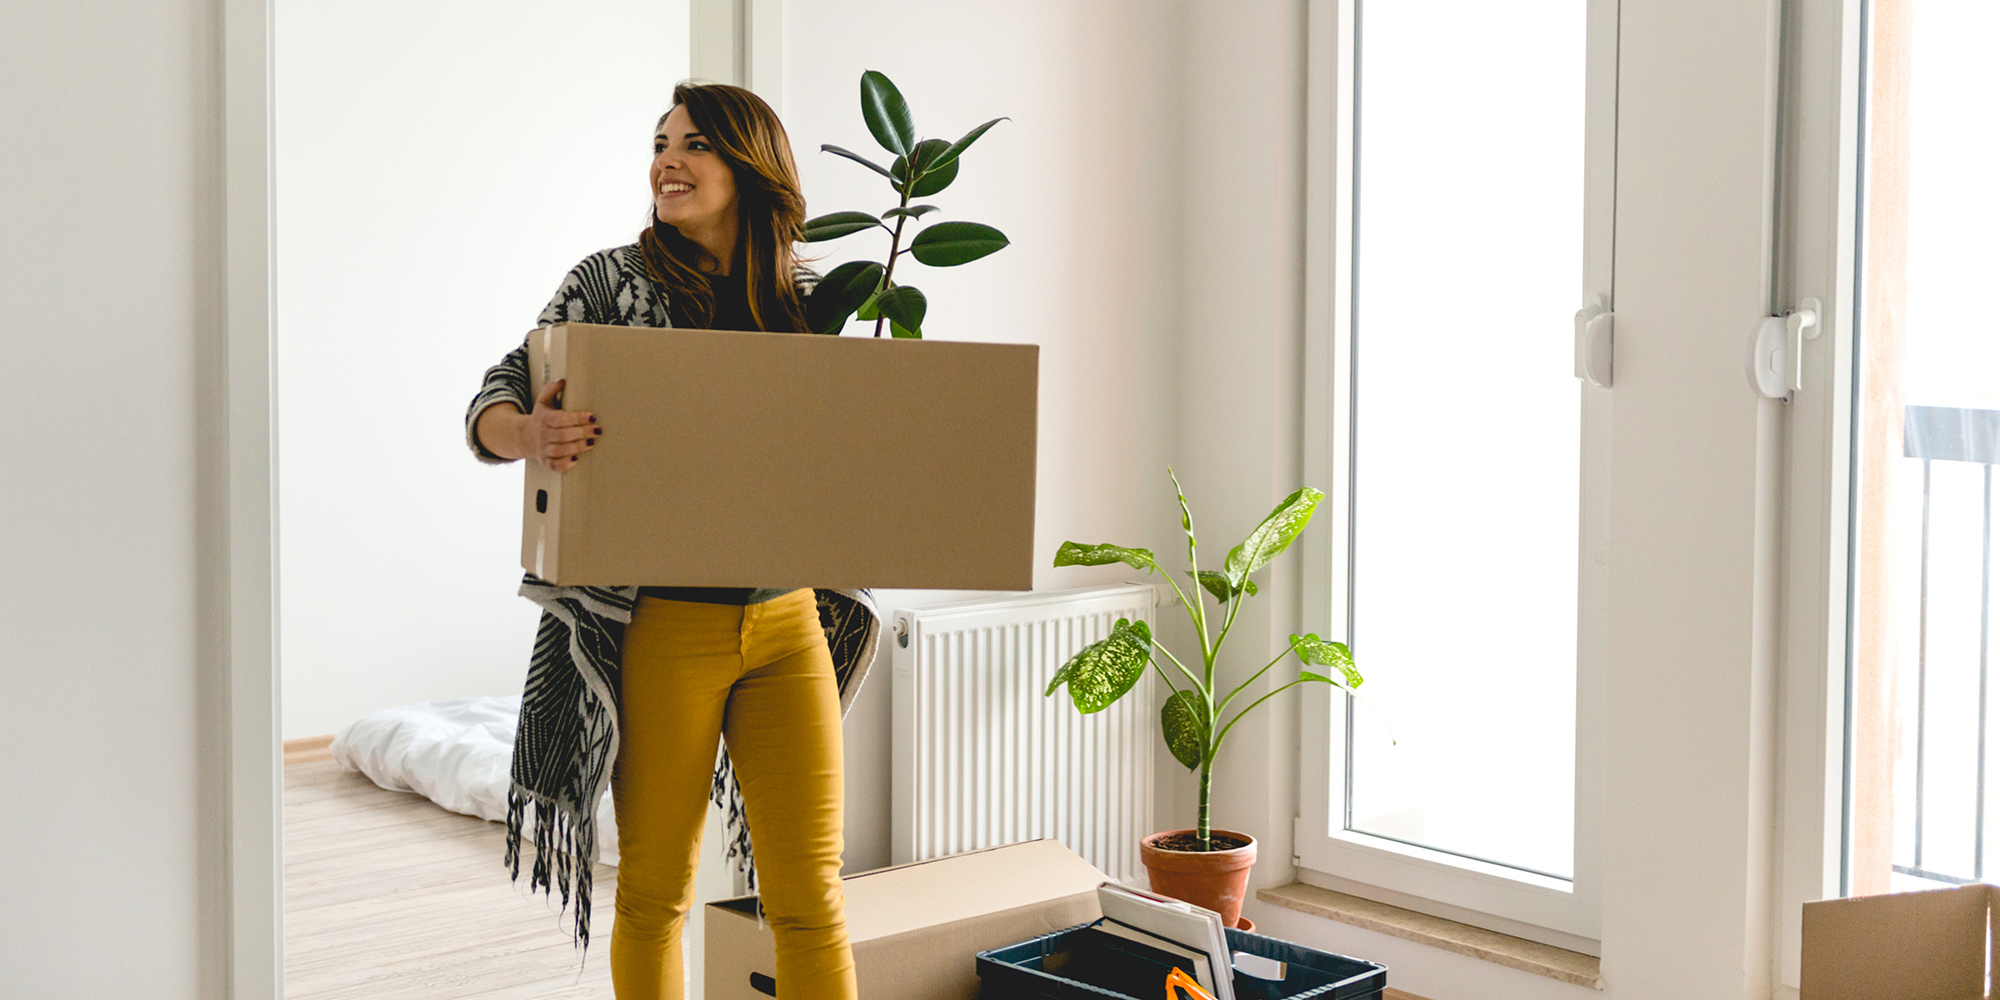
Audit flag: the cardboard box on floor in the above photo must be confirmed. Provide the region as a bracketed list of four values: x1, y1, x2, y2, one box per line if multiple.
[705, 839, 1104, 1000]
[1800, 883, 1992, 999]
[520, 322, 1039, 590]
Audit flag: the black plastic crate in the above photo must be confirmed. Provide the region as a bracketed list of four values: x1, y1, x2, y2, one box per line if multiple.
[977, 922, 1387, 1000]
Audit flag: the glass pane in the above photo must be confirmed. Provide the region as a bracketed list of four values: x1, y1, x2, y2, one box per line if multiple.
[1848, 0, 2000, 895]
[1344, 0, 1586, 879]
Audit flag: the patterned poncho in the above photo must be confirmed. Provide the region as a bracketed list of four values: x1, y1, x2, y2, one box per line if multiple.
[464, 243, 881, 947]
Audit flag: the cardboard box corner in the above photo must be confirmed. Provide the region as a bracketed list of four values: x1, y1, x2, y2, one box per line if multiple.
[1799, 883, 1996, 1000]
[704, 839, 1106, 1000]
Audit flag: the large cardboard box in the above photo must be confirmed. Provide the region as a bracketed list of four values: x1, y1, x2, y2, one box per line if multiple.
[521, 322, 1039, 589]
[705, 839, 1105, 1000]
[1800, 884, 1992, 999]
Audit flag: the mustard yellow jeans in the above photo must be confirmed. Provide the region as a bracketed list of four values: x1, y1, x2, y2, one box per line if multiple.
[609, 589, 856, 999]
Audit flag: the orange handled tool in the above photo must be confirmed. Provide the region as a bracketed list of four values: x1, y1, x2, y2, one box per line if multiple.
[1166, 966, 1219, 1000]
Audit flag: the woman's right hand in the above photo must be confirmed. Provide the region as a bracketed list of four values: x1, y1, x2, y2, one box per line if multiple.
[477, 379, 599, 471]
[520, 379, 600, 471]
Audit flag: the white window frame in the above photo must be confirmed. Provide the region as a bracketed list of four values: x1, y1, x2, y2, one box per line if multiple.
[1772, 0, 1866, 992]
[1293, 0, 1618, 949]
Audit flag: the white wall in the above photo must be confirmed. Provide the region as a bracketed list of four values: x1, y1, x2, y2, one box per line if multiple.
[1170, 0, 1311, 897]
[274, 0, 688, 739]
[0, 2, 221, 996]
[779, 0, 1191, 873]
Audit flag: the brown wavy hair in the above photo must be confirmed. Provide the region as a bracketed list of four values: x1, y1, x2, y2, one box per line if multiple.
[640, 82, 810, 333]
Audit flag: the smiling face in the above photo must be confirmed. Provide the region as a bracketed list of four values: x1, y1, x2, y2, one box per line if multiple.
[650, 103, 740, 246]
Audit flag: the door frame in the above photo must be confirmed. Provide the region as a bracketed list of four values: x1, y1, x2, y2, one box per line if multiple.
[213, 2, 778, 993]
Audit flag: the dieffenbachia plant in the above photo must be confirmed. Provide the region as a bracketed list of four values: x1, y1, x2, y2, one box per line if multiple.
[803, 70, 1009, 339]
[1046, 470, 1364, 851]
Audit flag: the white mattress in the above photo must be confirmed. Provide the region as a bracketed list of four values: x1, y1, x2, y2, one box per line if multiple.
[330, 695, 620, 865]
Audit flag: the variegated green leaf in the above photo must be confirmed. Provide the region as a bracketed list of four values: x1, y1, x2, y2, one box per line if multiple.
[1161, 690, 1207, 771]
[1190, 570, 1257, 604]
[1225, 487, 1326, 589]
[1290, 633, 1362, 688]
[1044, 618, 1153, 714]
[1053, 541, 1156, 573]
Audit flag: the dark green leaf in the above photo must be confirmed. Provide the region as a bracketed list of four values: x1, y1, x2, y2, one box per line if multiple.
[860, 70, 916, 156]
[904, 137, 951, 176]
[1189, 570, 1258, 604]
[1044, 618, 1153, 713]
[904, 136, 944, 175]
[856, 288, 882, 321]
[929, 117, 1007, 173]
[804, 260, 884, 335]
[821, 144, 895, 180]
[1225, 487, 1326, 589]
[1053, 541, 1156, 573]
[1161, 691, 1207, 770]
[889, 318, 922, 339]
[874, 285, 927, 333]
[802, 211, 882, 242]
[1289, 633, 1362, 688]
[881, 205, 940, 221]
[908, 151, 958, 197]
[909, 222, 1010, 266]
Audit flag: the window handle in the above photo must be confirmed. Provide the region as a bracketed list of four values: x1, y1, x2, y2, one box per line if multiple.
[1574, 297, 1614, 388]
[1747, 296, 1821, 399]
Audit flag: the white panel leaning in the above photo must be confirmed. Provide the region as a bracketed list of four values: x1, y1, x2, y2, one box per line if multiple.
[890, 584, 1158, 884]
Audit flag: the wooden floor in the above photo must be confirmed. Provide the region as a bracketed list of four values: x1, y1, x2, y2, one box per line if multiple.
[284, 758, 619, 999]
[286, 755, 1431, 1000]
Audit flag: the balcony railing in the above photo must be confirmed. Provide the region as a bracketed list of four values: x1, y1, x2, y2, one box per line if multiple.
[1897, 405, 1999, 886]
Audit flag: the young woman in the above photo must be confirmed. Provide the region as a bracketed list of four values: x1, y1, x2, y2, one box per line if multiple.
[464, 83, 878, 1000]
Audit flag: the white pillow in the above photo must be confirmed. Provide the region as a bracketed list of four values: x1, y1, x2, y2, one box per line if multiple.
[330, 695, 620, 865]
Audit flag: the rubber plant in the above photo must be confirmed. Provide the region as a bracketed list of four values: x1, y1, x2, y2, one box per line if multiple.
[803, 70, 1009, 338]
[1046, 471, 1364, 851]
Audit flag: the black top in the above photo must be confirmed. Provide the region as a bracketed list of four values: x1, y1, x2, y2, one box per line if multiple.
[658, 216, 760, 334]
[641, 218, 782, 607]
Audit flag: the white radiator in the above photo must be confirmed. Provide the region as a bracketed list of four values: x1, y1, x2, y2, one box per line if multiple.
[890, 584, 1158, 883]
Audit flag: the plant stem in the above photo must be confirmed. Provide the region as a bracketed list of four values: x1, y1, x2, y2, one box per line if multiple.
[1197, 759, 1212, 850]
[872, 178, 914, 337]
[1212, 677, 1323, 756]
[1219, 647, 1292, 717]
[1168, 471, 1216, 672]
[1154, 642, 1204, 692]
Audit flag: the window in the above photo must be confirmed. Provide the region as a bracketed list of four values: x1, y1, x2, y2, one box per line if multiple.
[1846, 0, 2000, 895]
[1297, 0, 1614, 946]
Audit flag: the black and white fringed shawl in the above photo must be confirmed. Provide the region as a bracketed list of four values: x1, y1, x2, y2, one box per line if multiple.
[465, 244, 880, 949]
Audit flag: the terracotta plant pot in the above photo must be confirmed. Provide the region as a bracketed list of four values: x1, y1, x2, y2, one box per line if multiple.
[1138, 829, 1258, 929]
